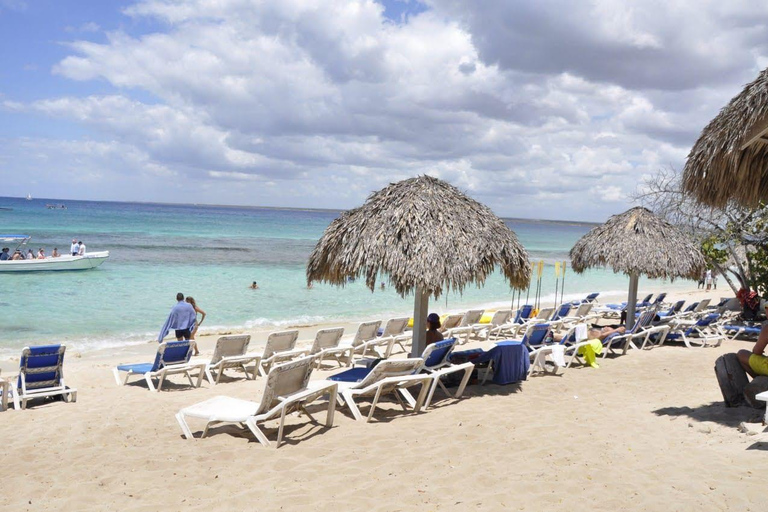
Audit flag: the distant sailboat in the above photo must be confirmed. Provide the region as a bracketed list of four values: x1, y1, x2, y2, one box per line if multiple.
[26, 193, 32, 201]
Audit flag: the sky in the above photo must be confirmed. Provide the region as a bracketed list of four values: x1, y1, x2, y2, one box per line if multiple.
[2, 1, 768, 221]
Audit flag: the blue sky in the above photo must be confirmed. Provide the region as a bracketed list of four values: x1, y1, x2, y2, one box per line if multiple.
[2, 0, 768, 221]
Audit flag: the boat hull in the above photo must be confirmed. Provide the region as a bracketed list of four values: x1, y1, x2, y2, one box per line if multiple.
[0, 252, 109, 272]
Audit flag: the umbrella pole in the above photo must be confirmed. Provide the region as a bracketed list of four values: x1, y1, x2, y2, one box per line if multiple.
[411, 287, 430, 358]
[626, 271, 639, 330]
[561, 261, 566, 306]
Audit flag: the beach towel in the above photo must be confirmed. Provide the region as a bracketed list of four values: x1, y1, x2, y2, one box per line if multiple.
[550, 345, 566, 367]
[578, 339, 602, 368]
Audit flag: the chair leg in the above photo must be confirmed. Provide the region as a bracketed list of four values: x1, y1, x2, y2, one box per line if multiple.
[326, 386, 337, 427]
[412, 381, 430, 413]
[205, 367, 216, 385]
[245, 418, 272, 447]
[275, 406, 289, 448]
[194, 367, 205, 388]
[367, 387, 385, 422]
[146, 374, 158, 392]
[112, 368, 123, 386]
[342, 391, 364, 421]
[176, 413, 195, 439]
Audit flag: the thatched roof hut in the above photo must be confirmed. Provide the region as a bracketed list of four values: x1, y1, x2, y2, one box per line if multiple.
[307, 175, 532, 355]
[570, 207, 704, 328]
[683, 67, 768, 207]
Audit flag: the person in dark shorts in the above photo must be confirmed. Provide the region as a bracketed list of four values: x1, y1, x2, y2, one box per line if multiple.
[157, 292, 197, 342]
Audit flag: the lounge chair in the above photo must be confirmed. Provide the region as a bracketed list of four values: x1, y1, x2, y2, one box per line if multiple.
[445, 309, 485, 344]
[661, 314, 724, 348]
[654, 300, 686, 322]
[493, 304, 535, 338]
[0, 371, 7, 411]
[721, 323, 762, 340]
[417, 338, 474, 408]
[204, 335, 260, 385]
[559, 302, 597, 329]
[9, 344, 77, 409]
[113, 340, 205, 392]
[474, 309, 513, 341]
[530, 324, 593, 374]
[547, 303, 573, 330]
[379, 317, 411, 355]
[259, 330, 308, 376]
[338, 320, 390, 361]
[327, 358, 432, 422]
[439, 313, 464, 334]
[176, 356, 337, 448]
[601, 309, 668, 356]
[309, 327, 352, 368]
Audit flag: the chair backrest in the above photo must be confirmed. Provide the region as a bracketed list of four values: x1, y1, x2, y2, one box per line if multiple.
[653, 293, 667, 304]
[421, 338, 458, 369]
[575, 302, 593, 317]
[381, 317, 409, 337]
[512, 305, 534, 324]
[310, 327, 345, 354]
[18, 344, 67, 390]
[357, 358, 425, 388]
[630, 310, 655, 334]
[460, 309, 484, 326]
[683, 301, 699, 313]
[255, 356, 314, 415]
[641, 293, 653, 304]
[669, 300, 685, 314]
[551, 303, 571, 321]
[696, 313, 720, 327]
[210, 335, 251, 364]
[441, 314, 463, 330]
[153, 341, 194, 372]
[522, 323, 551, 349]
[535, 307, 554, 320]
[488, 309, 511, 327]
[262, 330, 300, 359]
[694, 298, 711, 312]
[585, 292, 599, 303]
[350, 321, 382, 347]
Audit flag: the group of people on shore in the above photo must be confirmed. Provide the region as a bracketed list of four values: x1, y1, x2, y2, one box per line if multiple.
[0, 238, 87, 261]
[698, 268, 717, 290]
[158, 293, 206, 356]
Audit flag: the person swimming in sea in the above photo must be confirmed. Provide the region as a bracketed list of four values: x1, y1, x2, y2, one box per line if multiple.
[250, 281, 259, 289]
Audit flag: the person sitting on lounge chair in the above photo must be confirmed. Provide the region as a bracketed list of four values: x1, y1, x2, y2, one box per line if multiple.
[426, 313, 444, 346]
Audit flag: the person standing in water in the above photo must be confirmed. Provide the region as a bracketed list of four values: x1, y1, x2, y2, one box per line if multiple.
[185, 296, 206, 356]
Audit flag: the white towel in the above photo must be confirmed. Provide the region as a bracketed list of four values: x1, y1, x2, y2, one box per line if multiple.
[550, 345, 566, 367]
[575, 324, 588, 342]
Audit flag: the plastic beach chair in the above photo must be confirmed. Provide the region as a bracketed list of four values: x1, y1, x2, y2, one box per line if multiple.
[661, 314, 724, 348]
[339, 320, 388, 362]
[176, 356, 338, 448]
[417, 338, 474, 408]
[327, 358, 431, 422]
[601, 309, 667, 356]
[259, 330, 309, 376]
[475, 309, 513, 341]
[379, 317, 411, 355]
[113, 340, 205, 392]
[204, 335, 260, 385]
[309, 327, 351, 368]
[9, 344, 77, 409]
[445, 309, 485, 344]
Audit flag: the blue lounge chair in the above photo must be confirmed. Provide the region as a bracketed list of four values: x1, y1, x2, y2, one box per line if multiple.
[10, 344, 77, 410]
[113, 341, 205, 392]
[722, 324, 762, 339]
[418, 338, 474, 408]
[655, 300, 686, 320]
[601, 310, 665, 356]
[662, 314, 724, 348]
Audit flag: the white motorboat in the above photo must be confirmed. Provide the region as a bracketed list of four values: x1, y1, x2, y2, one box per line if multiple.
[0, 235, 109, 272]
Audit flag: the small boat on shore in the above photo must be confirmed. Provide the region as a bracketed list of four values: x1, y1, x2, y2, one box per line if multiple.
[46, 204, 67, 209]
[0, 235, 109, 272]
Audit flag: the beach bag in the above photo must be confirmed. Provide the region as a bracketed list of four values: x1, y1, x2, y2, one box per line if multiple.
[714, 353, 748, 407]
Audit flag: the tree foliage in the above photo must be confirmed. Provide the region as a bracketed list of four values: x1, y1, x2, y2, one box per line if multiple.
[635, 166, 768, 298]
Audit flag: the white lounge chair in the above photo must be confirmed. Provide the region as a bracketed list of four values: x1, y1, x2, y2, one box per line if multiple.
[8, 344, 77, 409]
[176, 356, 337, 448]
[309, 327, 352, 368]
[113, 341, 205, 392]
[338, 320, 388, 362]
[439, 314, 464, 333]
[471, 310, 512, 341]
[327, 358, 432, 422]
[0, 371, 8, 412]
[660, 313, 724, 348]
[445, 309, 485, 344]
[259, 330, 308, 376]
[379, 317, 411, 355]
[417, 338, 474, 408]
[204, 335, 260, 385]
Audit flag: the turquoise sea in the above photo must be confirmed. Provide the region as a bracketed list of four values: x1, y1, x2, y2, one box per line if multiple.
[0, 197, 694, 355]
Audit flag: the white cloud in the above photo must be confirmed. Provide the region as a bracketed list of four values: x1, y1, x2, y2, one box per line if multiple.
[5, 0, 768, 220]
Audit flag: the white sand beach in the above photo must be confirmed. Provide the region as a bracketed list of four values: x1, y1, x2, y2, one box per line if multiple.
[2, 287, 766, 511]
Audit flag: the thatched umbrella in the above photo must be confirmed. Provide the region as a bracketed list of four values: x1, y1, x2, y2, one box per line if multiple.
[570, 207, 705, 328]
[683, 67, 768, 207]
[307, 175, 532, 356]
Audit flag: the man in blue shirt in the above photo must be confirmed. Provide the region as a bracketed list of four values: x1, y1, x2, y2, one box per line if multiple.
[0, 248, 9, 260]
[157, 292, 198, 342]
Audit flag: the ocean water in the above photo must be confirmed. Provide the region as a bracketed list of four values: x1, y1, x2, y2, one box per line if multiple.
[0, 197, 694, 355]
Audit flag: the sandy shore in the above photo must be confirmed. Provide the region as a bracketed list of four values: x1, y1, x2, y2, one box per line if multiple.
[2, 286, 766, 511]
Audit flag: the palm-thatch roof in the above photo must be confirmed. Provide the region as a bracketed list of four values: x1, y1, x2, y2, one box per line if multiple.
[307, 175, 531, 297]
[570, 207, 704, 280]
[683, 67, 768, 207]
